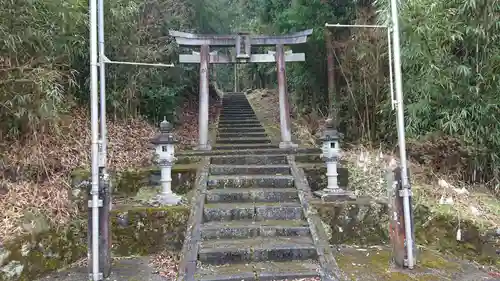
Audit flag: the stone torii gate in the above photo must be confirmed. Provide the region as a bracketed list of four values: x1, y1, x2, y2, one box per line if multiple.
[169, 29, 313, 150]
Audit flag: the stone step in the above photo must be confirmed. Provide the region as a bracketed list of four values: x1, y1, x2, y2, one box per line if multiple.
[217, 132, 268, 138]
[218, 123, 263, 129]
[220, 111, 254, 114]
[218, 119, 260, 124]
[220, 112, 256, 116]
[198, 236, 317, 265]
[201, 219, 310, 240]
[207, 174, 294, 189]
[216, 137, 271, 145]
[196, 260, 320, 281]
[210, 155, 288, 165]
[218, 123, 261, 127]
[218, 127, 266, 133]
[203, 202, 303, 222]
[205, 187, 298, 203]
[209, 164, 290, 175]
[219, 116, 257, 120]
[221, 106, 253, 109]
[219, 115, 258, 119]
[178, 148, 321, 157]
[213, 144, 276, 150]
[216, 135, 269, 141]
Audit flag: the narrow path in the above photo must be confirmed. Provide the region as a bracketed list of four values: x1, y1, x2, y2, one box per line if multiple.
[187, 92, 331, 281]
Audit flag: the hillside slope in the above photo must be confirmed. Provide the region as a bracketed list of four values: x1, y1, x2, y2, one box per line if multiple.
[0, 96, 220, 242]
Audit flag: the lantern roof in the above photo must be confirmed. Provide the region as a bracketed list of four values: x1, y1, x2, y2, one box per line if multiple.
[320, 118, 343, 141]
[151, 117, 177, 145]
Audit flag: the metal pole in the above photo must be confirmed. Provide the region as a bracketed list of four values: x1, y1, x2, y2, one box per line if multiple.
[89, 0, 101, 279]
[387, 28, 396, 110]
[98, 0, 107, 173]
[97, 0, 111, 276]
[103, 59, 174, 67]
[325, 29, 336, 122]
[325, 23, 387, 28]
[389, 0, 415, 268]
[198, 45, 210, 150]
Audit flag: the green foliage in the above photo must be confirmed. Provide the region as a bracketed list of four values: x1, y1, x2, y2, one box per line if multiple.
[228, 0, 500, 187]
[0, 0, 230, 140]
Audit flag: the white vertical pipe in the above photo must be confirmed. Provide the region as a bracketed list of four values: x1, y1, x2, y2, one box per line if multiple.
[98, 0, 107, 171]
[389, 0, 415, 268]
[387, 28, 396, 110]
[89, 0, 100, 278]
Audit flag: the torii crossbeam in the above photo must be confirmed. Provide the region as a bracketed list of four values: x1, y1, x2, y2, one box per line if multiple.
[169, 29, 313, 150]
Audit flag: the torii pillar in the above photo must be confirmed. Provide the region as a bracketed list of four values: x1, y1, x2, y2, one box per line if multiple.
[198, 44, 210, 150]
[169, 29, 313, 150]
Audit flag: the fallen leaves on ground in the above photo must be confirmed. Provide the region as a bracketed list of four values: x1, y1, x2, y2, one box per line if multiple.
[247, 88, 499, 230]
[0, 96, 221, 243]
[150, 251, 180, 279]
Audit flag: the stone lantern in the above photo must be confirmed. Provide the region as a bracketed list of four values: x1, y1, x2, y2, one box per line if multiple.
[150, 118, 181, 205]
[314, 118, 352, 200]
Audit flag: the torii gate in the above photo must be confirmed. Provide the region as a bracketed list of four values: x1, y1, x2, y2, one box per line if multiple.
[169, 30, 313, 150]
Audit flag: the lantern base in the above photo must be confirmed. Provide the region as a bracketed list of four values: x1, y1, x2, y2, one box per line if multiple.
[279, 141, 298, 149]
[194, 143, 212, 151]
[314, 187, 355, 202]
[155, 193, 182, 206]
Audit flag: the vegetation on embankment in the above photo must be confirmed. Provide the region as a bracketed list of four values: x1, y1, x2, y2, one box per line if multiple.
[0, 0, 226, 243]
[0, 206, 189, 281]
[227, 0, 500, 194]
[248, 88, 500, 269]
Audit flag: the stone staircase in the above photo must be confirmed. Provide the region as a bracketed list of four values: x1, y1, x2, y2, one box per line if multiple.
[179, 92, 342, 281]
[177, 93, 344, 281]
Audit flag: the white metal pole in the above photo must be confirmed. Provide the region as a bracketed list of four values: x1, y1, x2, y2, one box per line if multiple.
[89, 0, 101, 279]
[387, 28, 396, 110]
[389, 0, 415, 268]
[98, 0, 107, 172]
[325, 23, 387, 28]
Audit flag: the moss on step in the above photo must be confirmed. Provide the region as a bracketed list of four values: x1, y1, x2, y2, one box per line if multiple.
[70, 164, 198, 211]
[315, 200, 390, 245]
[0, 206, 189, 281]
[196, 259, 319, 278]
[315, 200, 499, 268]
[111, 206, 189, 256]
[335, 246, 485, 281]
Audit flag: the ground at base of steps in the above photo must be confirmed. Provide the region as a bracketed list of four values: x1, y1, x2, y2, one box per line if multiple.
[35, 255, 176, 281]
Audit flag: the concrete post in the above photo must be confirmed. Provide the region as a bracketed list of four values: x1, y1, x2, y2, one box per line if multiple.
[198, 44, 211, 150]
[276, 44, 297, 148]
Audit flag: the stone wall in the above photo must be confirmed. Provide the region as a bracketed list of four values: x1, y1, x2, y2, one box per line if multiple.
[0, 163, 197, 281]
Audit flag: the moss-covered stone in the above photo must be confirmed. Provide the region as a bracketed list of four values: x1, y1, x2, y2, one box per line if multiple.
[335, 245, 485, 281]
[304, 167, 349, 191]
[0, 206, 189, 281]
[315, 200, 499, 268]
[70, 165, 198, 211]
[295, 154, 323, 163]
[316, 200, 390, 245]
[111, 206, 189, 256]
[0, 221, 87, 281]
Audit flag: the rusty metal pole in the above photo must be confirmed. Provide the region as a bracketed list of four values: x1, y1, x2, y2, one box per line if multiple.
[198, 44, 210, 150]
[276, 44, 296, 148]
[387, 166, 407, 267]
